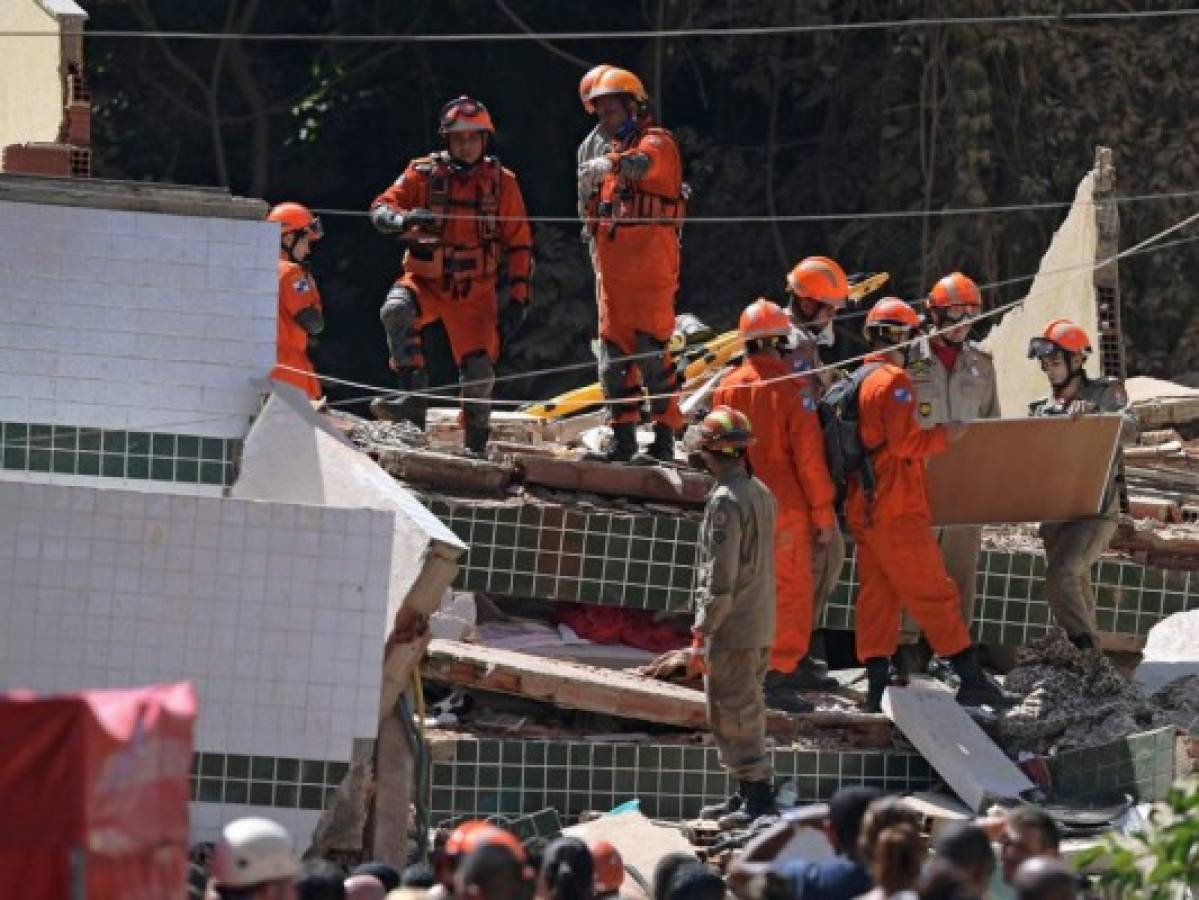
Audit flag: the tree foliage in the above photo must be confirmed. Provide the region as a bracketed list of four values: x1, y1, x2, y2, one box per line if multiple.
[84, 0, 1199, 410]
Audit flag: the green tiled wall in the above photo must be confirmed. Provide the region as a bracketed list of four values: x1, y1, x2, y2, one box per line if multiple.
[1047, 726, 1177, 803]
[0, 421, 239, 487]
[426, 737, 937, 826]
[420, 492, 1199, 641]
[426, 496, 699, 610]
[189, 751, 347, 810]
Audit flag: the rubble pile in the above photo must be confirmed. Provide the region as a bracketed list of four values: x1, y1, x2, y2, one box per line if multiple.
[1151, 673, 1199, 735]
[348, 418, 430, 450]
[997, 630, 1162, 754]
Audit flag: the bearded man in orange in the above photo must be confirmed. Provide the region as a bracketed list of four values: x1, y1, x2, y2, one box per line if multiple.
[369, 96, 533, 455]
[579, 67, 686, 464]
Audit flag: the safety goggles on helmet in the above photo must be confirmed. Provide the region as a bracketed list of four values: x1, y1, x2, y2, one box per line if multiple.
[1027, 337, 1064, 359]
[299, 216, 323, 240]
[866, 323, 914, 345]
[933, 302, 975, 323]
[439, 97, 495, 134]
[441, 97, 483, 120]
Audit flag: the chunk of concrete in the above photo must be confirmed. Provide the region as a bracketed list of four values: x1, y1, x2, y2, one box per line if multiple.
[882, 679, 1036, 812]
[1134, 609, 1199, 697]
[233, 382, 466, 636]
[564, 811, 695, 900]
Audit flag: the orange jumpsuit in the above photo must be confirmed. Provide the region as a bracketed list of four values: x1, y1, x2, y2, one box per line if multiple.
[713, 354, 837, 672]
[270, 259, 322, 400]
[845, 354, 972, 663]
[589, 119, 686, 429]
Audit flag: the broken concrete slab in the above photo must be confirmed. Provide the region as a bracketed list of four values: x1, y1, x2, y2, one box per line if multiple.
[423, 639, 892, 744]
[232, 383, 466, 634]
[373, 445, 516, 493]
[1134, 609, 1199, 697]
[515, 454, 713, 506]
[899, 791, 974, 839]
[882, 679, 1036, 812]
[564, 810, 695, 900]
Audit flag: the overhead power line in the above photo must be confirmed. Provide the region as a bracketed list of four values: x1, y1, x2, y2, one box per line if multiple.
[4, 8, 1199, 42]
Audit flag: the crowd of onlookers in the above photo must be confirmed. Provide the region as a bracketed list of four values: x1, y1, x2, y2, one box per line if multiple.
[192, 788, 1085, 900]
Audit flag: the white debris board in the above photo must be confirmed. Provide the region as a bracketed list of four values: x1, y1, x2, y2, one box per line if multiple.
[881, 680, 1035, 812]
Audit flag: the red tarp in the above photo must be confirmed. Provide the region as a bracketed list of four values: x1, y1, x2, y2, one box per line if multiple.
[0, 682, 197, 899]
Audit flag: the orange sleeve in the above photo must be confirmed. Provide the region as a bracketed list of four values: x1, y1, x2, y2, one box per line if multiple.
[279, 265, 321, 318]
[609, 129, 681, 197]
[785, 387, 836, 528]
[371, 162, 427, 214]
[498, 168, 533, 300]
[876, 369, 949, 459]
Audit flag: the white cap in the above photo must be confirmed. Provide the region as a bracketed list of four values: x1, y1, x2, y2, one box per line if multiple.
[211, 817, 299, 888]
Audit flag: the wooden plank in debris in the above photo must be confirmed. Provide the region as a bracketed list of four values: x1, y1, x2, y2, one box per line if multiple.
[881, 680, 1035, 812]
[423, 640, 891, 743]
[926, 416, 1121, 526]
[373, 446, 515, 493]
[515, 453, 713, 506]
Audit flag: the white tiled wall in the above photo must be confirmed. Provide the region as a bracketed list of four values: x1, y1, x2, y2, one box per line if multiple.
[0, 200, 277, 437]
[0, 480, 393, 764]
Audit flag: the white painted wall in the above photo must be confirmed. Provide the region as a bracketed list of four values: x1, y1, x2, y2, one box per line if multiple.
[0, 481, 394, 842]
[0, 199, 277, 438]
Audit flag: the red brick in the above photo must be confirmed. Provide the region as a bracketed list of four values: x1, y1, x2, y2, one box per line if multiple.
[2, 143, 71, 176]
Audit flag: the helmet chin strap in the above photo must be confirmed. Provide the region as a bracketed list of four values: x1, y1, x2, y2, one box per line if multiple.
[1051, 366, 1085, 395]
[281, 232, 307, 268]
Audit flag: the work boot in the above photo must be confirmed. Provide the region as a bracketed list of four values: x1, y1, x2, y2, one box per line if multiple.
[864, 657, 891, 713]
[583, 422, 637, 464]
[763, 670, 815, 714]
[633, 424, 676, 465]
[698, 782, 744, 821]
[947, 646, 1019, 709]
[784, 655, 839, 691]
[369, 370, 428, 430]
[717, 780, 776, 830]
[463, 424, 490, 457]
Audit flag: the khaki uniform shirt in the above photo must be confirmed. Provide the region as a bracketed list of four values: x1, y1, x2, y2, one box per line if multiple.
[693, 468, 777, 650]
[907, 337, 1000, 427]
[1030, 376, 1139, 518]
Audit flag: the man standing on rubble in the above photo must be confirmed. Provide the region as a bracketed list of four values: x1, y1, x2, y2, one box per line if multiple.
[267, 202, 326, 401]
[898, 272, 1000, 675]
[849, 299, 1014, 712]
[712, 298, 838, 713]
[369, 96, 534, 455]
[689, 406, 779, 830]
[782, 255, 853, 689]
[578, 67, 686, 463]
[1028, 319, 1138, 649]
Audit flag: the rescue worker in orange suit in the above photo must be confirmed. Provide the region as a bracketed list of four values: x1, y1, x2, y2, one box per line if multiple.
[578, 67, 686, 463]
[781, 255, 853, 688]
[369, 96, 533, 454]
[712, 299, 838, 712]
[849, 299, 1014, 712]
[1028, 319, 1138, 650]
[899, 272, 1000, 676]
[690, 406, 779, 830]
[266, 202, 325, 400]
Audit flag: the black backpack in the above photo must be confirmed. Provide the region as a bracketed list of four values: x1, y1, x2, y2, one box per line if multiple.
[817, 363, 883, 509]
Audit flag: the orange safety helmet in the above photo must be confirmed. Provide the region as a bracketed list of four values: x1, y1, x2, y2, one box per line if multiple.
[1028, 318, 1093, 358]
[785, 256, 849, 308]
[739, 298, 792, 343]
[928, 272, 982, 309]
[699, 406, 755, 456]
[866, 297, 922, 330]
[586, 67, 649, 105]
[438, 96, 496, 135]
[579, 64, 613, 113]
[589, 840, 624, 894]
[266, 202, 323, 240]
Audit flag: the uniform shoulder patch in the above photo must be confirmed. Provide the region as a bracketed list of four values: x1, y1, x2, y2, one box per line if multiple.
[918, 401, 932, 417]
[292, 277, 311, 293]
[894, 387, 912, 403]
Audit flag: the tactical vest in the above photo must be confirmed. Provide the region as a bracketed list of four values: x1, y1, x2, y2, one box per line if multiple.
[587, 125, 687, 233]
[403, 151, 501, 283]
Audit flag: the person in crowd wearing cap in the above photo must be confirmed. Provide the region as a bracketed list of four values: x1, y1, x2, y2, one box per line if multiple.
[209, 816, 299, 900]
[453, 830, 537, 900]
[540, 836, 595, 900]
[297, 859, 346, 900]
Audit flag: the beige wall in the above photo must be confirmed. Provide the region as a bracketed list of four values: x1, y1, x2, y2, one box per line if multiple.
[982, 169, 1101, 416]
[0, 1, 68, 150]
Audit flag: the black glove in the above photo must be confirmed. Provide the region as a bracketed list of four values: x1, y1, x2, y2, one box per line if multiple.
[402, 207, 436, 232]
[499, 301, 529, 346]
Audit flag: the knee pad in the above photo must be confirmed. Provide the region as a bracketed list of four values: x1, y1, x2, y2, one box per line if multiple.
[380, 286, 423, 366]
[460, 351, 495, 401]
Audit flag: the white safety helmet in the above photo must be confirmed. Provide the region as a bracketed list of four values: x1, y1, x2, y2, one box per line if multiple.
[211, 817, 299, 889]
